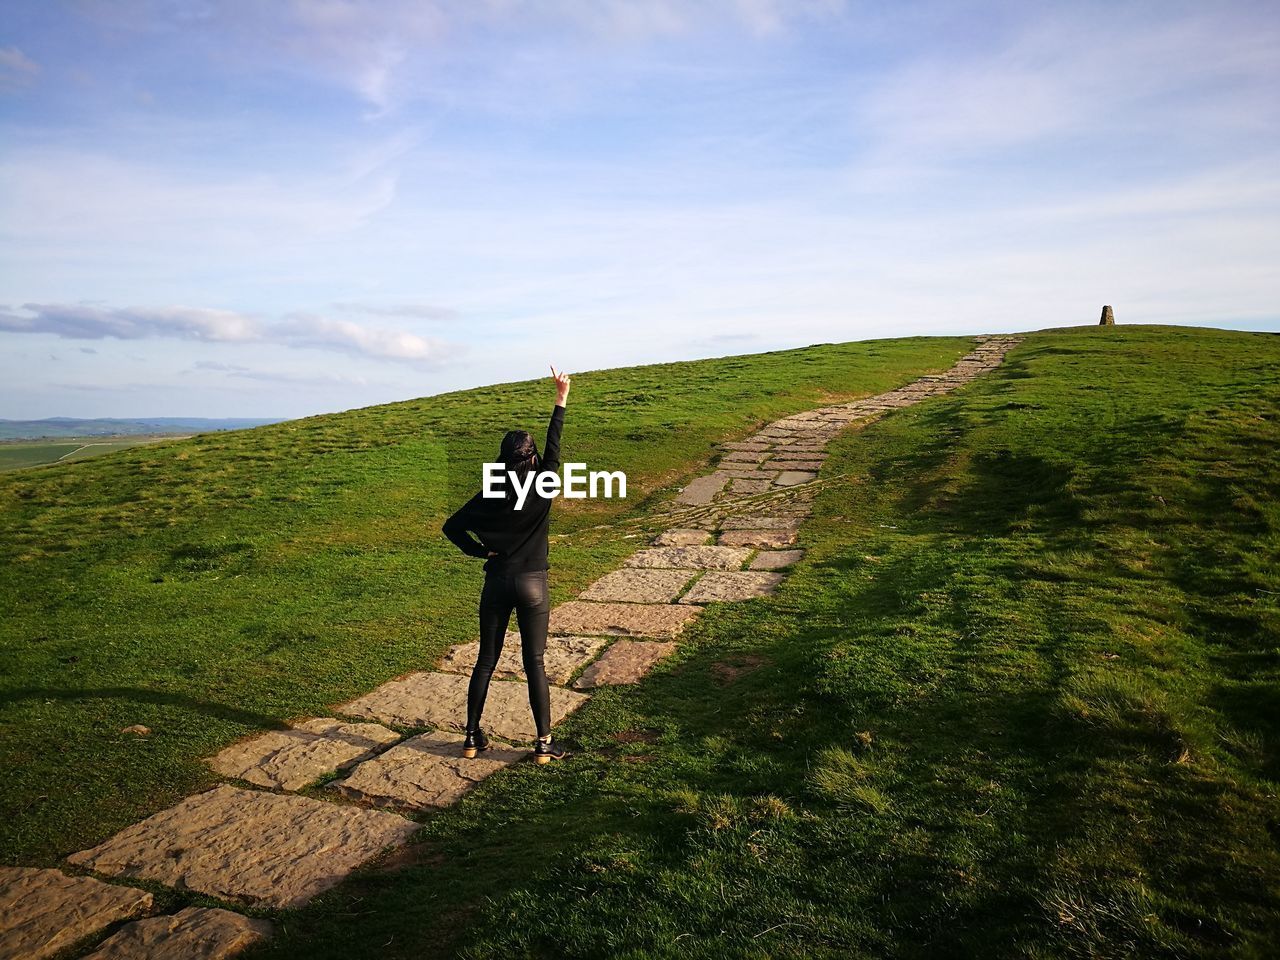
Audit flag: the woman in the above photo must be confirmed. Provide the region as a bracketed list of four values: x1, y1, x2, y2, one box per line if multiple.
[441, 365, 572, 764]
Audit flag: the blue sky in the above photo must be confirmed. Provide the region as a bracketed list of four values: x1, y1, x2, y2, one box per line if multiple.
[1, 0, 1277, 420]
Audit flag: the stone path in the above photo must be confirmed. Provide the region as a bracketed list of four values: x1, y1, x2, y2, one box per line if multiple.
[0, 336, 1019, 958]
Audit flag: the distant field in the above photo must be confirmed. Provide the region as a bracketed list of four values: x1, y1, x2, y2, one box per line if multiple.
[0, 435, 191, 472]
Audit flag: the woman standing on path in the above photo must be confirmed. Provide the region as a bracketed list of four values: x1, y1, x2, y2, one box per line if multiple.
[442, 366, 572, 764]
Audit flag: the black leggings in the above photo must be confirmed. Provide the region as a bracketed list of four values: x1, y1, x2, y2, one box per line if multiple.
[468, 568, 552, 738]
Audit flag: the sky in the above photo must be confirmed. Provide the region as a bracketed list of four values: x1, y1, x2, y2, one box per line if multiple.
[1, 0, 1277, 420]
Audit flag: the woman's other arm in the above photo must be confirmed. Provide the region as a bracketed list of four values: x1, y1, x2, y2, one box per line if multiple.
[441, 496, 490, 558]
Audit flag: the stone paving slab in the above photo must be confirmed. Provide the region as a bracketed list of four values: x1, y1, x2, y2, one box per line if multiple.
[679, 571, 785, 603]
[66, 785, 416, 910]
[438, 634, 606, 685]
[334, 731, 526, 811]
[719, 528, 798, 548]
[727, 477, 773, 494]
[720, 516, 803, 530]
[750, 549, 805, 570]
[548, 600, 702, 639]
[573, 640, 678, 689]
[774, 470, 818, 486]
[0, 867, 154, 960]
[208, 718, 401, 792]
[715, 466, 780, 479]
[580, 568, 700, 604]
[771, 452, 827, 462]
[83, 907, 271, 960]
[674, 474, 728, 505]
[652, 528, 712, 546]
[340, 671, 589, 741]
[761, 460, 823, 471]
[624, 545, 752, 570]
[720, 451, 771, 463]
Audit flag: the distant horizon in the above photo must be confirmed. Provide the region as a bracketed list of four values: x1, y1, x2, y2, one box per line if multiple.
[5, 317, 1279, 421]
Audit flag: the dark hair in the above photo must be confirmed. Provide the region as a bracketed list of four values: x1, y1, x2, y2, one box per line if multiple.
[499, 429, 539, 505]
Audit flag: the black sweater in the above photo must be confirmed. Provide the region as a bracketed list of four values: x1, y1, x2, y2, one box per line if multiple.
[442, 404, 564, 574]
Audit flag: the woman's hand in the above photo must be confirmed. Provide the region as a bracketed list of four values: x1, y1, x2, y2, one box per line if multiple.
[551, 364, 571, 407]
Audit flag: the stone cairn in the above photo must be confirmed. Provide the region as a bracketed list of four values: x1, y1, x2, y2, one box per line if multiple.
[1099, 305, 1115, 325]
[0, 336, 1022, 960]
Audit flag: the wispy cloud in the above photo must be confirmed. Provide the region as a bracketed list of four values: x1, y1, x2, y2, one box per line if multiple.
[0, 146, 400, 256]
[191, 360, 370, 387]
[334, 301, 457, 320]
[272, 312, 454, 362]
[69, 0, 847, 115]
[0, 45, 39, 92]
[2, 303, 259, 341]
[851, 5, 1280, 180]
[0, 303, 460, 366]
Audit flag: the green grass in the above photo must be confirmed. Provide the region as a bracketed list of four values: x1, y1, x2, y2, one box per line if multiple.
[238, 325, 1275, 959]
[0, 334, 967, 868]
[6, 325, 1278, 958]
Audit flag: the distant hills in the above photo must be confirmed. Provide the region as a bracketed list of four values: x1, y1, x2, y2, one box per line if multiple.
[0, 417, 287, 440]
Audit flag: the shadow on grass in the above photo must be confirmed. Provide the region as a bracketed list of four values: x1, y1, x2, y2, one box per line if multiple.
[0, 686, 288, 729]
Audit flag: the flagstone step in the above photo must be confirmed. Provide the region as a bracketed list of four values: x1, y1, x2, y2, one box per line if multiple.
[652, 528, 713, 546]
[82, 907, 271, 960]
[674, 474, 728, 505]
[437, 634, 606, 685]
[749, 549, 805, 570]
[720, 516, 803, 530]
[624, 545, 752, 570]
[66, 785, 416, 910]
[340, 671, 589, 741]
[718, 529, 798, 548]
[580, 568, 702, 604]
[774, 470, 818, 486]
[572, 640, 678, 689]
[208, 718, 401, 792]
[679, 571, 785, 604]
[0, 867, 154, 960]
[548, 600, 703, 638]
[334, 731, 527, 812]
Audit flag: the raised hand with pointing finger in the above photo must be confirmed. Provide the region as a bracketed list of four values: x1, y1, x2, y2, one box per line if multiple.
[551, 365, 571, 407]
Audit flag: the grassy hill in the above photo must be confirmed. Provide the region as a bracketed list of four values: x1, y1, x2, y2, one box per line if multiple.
[4, 326, 1278, 958]
[0, 333, 967, 867]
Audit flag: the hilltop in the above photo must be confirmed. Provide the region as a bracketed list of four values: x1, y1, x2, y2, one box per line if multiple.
[2, 325, 1278, 958]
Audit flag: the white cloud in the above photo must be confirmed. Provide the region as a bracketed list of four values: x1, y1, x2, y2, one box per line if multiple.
[2, 303, 261, 341]
[0, 302, 460, 366]
[273, 313, 452, 362]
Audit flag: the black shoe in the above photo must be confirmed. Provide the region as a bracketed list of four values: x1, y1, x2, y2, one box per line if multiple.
[462, 728, 489, 759]
[533, 736, 569, 764]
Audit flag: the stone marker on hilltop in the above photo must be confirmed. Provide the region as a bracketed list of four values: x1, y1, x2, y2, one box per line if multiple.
[1099, 304, 1115, 325]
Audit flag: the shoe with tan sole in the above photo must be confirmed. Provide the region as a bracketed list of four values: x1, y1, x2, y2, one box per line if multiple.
[533, 735, 569, 764]
[462, 727, 490, 759]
